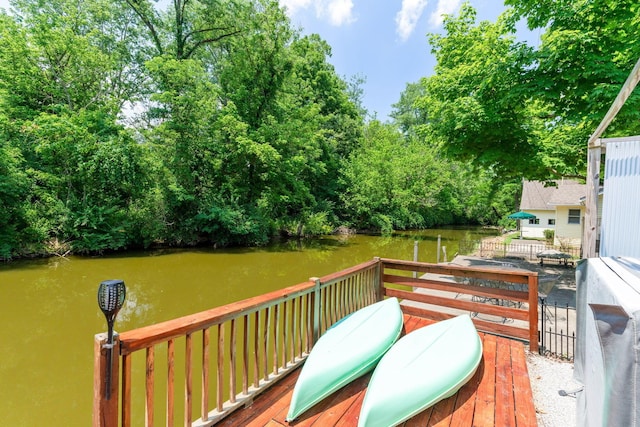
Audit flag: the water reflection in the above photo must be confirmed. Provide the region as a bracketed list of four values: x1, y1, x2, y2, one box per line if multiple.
[0, 227, 496, 426]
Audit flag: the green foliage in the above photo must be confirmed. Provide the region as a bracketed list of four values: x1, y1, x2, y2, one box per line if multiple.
[340, 121, 483, 232]
[419, 1, 640, 181]
[416, 4, 540, 179]
[506, 0, 640, 131]
[543, 229, 555, 242]
[11, 0, 630, 257]
[0, 139, 28, 258]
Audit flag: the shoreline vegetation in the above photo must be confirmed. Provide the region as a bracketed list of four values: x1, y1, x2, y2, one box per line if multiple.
[4, 1, 638, 263]
[5, 224, 495, 262]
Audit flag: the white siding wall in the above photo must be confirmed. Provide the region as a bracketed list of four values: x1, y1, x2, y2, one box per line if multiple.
[520, 210, 556, 239]
[600, 138, 640, 257]
[554, 206, 583, 248]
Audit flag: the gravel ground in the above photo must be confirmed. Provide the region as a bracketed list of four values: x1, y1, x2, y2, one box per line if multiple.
[526, 352, 581, 426]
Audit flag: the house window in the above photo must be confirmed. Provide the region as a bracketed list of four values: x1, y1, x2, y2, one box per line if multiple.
[548, 219, 556, 225]
[568, 209, 581, 224]
[528, 218, 540, 225]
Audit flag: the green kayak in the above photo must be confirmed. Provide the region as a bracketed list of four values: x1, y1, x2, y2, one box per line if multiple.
[286, 297, 403, 421]
[358, 314, 482, 427]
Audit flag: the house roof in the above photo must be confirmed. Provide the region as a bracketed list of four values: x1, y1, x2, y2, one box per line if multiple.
[520, 180, 586, 211]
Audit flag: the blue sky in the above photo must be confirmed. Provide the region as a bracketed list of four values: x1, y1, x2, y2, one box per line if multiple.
[0, 0, 537, 121]
[280, 0, 536, 121]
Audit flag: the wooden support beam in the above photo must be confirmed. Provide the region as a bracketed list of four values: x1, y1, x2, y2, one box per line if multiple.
[589, 56, 640, 145]
[584, 56, 640, 258]
[583, 145, 602, 258]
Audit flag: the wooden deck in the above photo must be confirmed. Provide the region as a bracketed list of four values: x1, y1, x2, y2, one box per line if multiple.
[94, 258, 539, 427]
[217, 314, 537, 427]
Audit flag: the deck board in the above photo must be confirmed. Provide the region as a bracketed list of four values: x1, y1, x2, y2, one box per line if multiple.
[219, 314, 537, 426]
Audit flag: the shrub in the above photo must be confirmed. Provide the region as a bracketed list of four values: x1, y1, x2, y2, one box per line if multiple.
[543, 229, 554, 242]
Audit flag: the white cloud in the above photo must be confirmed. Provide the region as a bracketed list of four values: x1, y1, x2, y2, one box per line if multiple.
[395, 0, 428, 42]
[280, 0, 355, 26]
[428, 0, 463, 28]
[280, 0, 314, 16]
[319, 0, 355, 26]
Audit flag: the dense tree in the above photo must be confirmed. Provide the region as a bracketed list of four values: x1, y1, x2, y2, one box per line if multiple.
[340, 121, 477, 232]
[506, 0, 640, 131]
[0, 130, 28, 258]
[415, 4, 541, 179]
[416, 1, 640, 181]
[124, 0, 245, 60]
[3, 0, 565, 259]
[0, 0, 157, 255]
[140, 1, 361, 243]
[390, 82, 427, 137]
[506, 0, 640, 177]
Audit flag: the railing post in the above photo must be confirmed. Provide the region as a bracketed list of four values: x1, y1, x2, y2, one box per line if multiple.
[93, 332, 120, 427]
[311, 277, 321, 344]
[528, 274, 539, 353]
[374, 257, 383, 301]
[413, 241, 419, 278]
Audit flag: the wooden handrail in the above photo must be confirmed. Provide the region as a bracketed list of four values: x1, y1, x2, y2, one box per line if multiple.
[379, 258, 539, 352]
[94, 257, 539, 427]
[94, 259, 380, 427]
[118, 281, 316, 355]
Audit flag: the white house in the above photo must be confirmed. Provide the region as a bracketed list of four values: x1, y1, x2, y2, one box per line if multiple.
[518, 180, 588, 248]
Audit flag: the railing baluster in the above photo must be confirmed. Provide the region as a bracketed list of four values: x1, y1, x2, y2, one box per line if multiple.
[336, 280, 344, 320]
[371, 266, 379, 304]
[331, 283, 337, 323]
[230, 319, 237, 404]
[201, 329, 209, 422]
[184, 333, 192, 427]
[273, 304, 280, 375]
[263, 307, 270, 381]
[333, 280, 344, 323]
[291, 297, 299, 363]
[341, 278, 348, 318]
[253, 311, 259, 388]
[166, 340, 174, 427]
[216, 324, 224, 412]
[282, 301, 288, 369]
[242, 314, 249, 395]
[307, 291, 315, 350]
[145, 346, 154, 427]
[350, 275, 357, 312]
[122, 353, 132, 427]
[359, 272, 366, 308]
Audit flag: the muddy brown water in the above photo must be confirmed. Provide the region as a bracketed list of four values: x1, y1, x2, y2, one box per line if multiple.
[0, 228, 498, 426]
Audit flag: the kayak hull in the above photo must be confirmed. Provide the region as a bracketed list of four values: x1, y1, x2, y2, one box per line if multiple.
[286, 297, 403, 421]
[358, 314, 482, 427]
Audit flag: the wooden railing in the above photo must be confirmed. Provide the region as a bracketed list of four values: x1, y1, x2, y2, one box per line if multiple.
[380, 258, 538, 352]
[93, 257, 538, 427]
[93, 259, 380, 427]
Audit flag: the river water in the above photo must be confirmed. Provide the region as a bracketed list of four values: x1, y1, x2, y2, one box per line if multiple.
[0, 227, 496, 426]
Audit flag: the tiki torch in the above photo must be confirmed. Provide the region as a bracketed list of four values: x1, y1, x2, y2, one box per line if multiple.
[97, 279, 126, 399]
